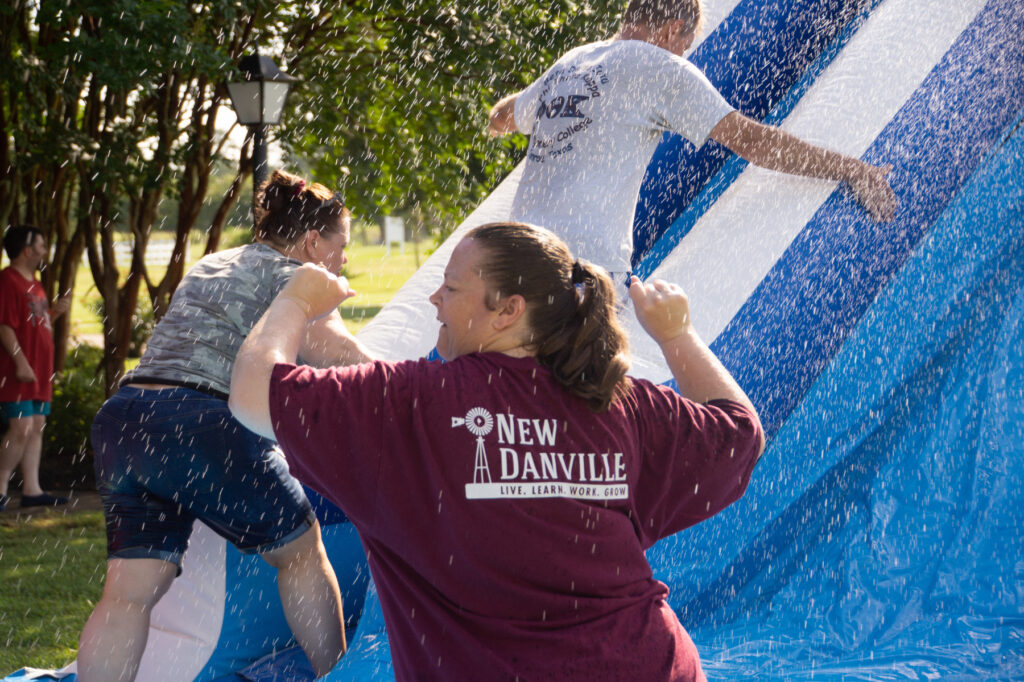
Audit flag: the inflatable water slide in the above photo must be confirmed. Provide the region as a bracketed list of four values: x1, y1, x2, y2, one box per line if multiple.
[6, 0, 1021, 679]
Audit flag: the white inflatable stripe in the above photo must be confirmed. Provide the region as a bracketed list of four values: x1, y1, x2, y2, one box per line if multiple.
[130, 524, 227, 680]
[691, 0, 744, 52]
[357, 165, 525, 360]
[358, 0, 986, 373]
[353, 0, 741, 362]
[624, 0, 988, 382]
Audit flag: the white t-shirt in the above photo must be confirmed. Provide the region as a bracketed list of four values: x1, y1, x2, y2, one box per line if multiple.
[511, 39, 734, 272]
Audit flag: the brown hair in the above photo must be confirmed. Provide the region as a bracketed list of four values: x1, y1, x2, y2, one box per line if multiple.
[254, 169, 349, 247]
[467, 222, 631, 412]
[621, 0, 704, 35]
[3, 224, 44, 261]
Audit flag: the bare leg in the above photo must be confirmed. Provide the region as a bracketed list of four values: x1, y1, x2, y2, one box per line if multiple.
[0, 416, 32, 497]
[262, 521, 346, 677]
[18, 414, 46, 496]
[78, 558, 178, 682]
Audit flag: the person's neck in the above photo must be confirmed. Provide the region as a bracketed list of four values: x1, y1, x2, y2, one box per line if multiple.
[10, 260, 36, 281]
[478, 333, 536, 360]
[256, 238, 295, 259]
[615, 23, 656, 43]
[498, 345, 534, 359]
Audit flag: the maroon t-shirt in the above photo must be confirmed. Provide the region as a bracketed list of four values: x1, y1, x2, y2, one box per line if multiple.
[269, 353, 762, 682]
[0, 267, 54, 403]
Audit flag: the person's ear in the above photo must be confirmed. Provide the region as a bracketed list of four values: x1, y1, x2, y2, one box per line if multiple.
[654, 20, 676, 43]
[659, 18, 692, 43]
[301, 229, 319, 257]
[492, 294, 527, 331]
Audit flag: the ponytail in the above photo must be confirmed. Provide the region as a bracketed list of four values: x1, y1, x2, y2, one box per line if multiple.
[468, 222, 630, 412]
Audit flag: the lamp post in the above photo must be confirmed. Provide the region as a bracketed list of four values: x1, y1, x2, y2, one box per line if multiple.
[226, 54, 300, 220]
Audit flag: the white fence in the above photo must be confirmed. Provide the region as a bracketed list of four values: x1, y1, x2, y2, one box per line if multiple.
[83, 239, 179, 267]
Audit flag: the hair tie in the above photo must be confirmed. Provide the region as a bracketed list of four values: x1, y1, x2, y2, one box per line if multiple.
[571, 260, 590, 304]
[293, 180, 306, 197]
[571, 260, 587, 285]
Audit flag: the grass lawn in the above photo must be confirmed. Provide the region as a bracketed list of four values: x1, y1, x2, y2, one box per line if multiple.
[0, 510, 107, 674]
[1, 232, 424, 674]
[68, 231, 424, 340]
[339, 243, 426, 333]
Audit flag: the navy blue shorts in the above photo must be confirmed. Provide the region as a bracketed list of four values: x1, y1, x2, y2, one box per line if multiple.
[92, 386, 316, 567]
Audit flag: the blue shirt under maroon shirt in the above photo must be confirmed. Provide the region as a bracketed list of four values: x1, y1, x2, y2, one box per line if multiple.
[269, 352, 762, 682]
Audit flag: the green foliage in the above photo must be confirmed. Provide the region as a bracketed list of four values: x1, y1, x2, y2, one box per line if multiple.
[43, 344, 106, 490]
[3, 0, 269, 389]
[90, 296, 155, 358]
[15, 0, 239, 195]
[286, 0, 622, 230]
[3, 0, 622, 388]
[221, 224, 256, 250]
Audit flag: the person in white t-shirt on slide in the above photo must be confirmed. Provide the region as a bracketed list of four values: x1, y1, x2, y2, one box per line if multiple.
[490, 0, 897, 280]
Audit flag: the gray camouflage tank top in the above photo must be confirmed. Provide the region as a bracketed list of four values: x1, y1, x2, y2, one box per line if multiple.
[123, 243, 299, 396]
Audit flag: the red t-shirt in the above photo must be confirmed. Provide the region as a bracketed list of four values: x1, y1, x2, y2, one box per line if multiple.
[269, 353, 762, 682]
[0, 267, 54, 403]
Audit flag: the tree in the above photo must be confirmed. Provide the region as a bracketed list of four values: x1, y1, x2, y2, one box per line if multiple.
[2, 0, 258, 392]
[283, 0, 620, 233]
[1, 0, 620, 394]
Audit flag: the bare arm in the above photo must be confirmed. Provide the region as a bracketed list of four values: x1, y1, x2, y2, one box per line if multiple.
[710, 111, 896, 222]
[629, 276, 765, 457]
[230, 264, 351, 439]
[489, 92, 520, 137]
[300, 310, 374, 368]
[0, 324, 36, 383]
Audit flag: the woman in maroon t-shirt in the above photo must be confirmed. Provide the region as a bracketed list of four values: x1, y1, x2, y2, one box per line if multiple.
[231, 222, 765, 681]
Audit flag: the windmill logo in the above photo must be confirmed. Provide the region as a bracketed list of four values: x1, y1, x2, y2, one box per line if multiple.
[452, 407, 494, 485]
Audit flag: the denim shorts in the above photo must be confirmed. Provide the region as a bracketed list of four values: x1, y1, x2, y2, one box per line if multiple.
[92, 386, 316, 567]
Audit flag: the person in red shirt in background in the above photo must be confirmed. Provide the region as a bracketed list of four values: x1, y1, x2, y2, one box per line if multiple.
[0, 224, 70, 511]
[231, 221, 766, 681]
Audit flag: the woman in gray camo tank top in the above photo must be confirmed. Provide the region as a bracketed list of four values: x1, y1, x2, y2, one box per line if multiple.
[79, 169, 373, 681]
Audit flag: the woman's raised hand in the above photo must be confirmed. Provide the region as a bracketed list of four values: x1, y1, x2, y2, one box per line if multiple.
[280, 263, 355, 321]
[628, 276, 693, 345]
